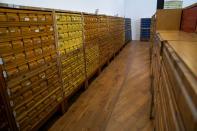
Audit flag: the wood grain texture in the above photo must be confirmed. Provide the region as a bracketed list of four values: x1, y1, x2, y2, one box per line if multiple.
[49, 42, 153, 131]
[156, 9, 182, 30]
[168, 41, 197, 78]
[157, 30, 197, 41]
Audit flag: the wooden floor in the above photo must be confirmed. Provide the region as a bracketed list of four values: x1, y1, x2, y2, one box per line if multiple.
[49, 41, 153, 131]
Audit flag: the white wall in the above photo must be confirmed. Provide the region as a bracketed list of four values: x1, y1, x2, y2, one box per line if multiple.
[0, 0, 125, 16]
[1, 0, 196, 40]
[124, 0, 157, 40]
[183, 0, 197, 7]
[124, 0, 197, 40]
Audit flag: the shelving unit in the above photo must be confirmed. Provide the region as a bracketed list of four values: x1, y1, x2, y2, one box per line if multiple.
[140, 18, 151, 41]
[109, 16, 125, 54]
[150, 6, 197, 131]
[83, 14, 100, 79]
[124, 18, 132, 43]
[0, 8, 63, 131]
[0, 5, 126, 131]
[54, 12, 86, 98]
[98, 15, 111, 67]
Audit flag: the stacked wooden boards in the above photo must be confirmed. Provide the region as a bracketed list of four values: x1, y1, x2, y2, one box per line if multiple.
[151, 30, 197, 131]
[0, 5, 126, 131]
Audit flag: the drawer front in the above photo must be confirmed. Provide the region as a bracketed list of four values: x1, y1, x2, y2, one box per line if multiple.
[160, 60, 185, 131]
[163, 45, 197, 131]
[0, 8, 62, 131]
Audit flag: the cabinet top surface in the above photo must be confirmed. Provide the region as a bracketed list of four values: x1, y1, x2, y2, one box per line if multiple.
[167, 41, 197, 78]
[157, 30, 197, 41]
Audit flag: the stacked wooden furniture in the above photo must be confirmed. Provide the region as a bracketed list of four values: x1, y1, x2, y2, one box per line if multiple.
[151, 3, 197, 131]
[98, 15, 112, 67]
[0, 5, 127, 131]
[83, 14, 100, 79]
[109, 16, 125, 54]
[0, 8, 63, 131]
[55, 12, 86, 98]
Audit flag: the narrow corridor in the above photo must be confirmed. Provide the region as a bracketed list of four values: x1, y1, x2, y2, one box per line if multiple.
[49, 42, 153, 131]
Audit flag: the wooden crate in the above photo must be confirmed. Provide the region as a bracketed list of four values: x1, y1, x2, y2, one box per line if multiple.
[0, 8, 63, 131]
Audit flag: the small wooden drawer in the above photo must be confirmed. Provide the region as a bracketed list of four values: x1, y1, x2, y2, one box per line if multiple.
[12, 40, 23, 49]
[19, 14, 31, 22]
[49, 44, 55, 51]
[9, 27, 21, 36]
[29, 14, 38, 22]
[37, 58, 45, 66]
[40, 81, 47, 87]
[0, 27, 9, 37]
[15, 52, 26, 62]
[23, 38, 33, 48]
[58, 33, 64, 39]
[6, 67, 19, 78]
[22, 93, 32, 106]
[15, 105, 26, 116]
[46, 25, 53, 32]
[42, 46, 50, 54]
[64, 32, 69, 38]
[32, 37, 41, 46]
[51, 53, 57, 60]
[7, 13, 19, 22]
[39, 25, 46, 33]
[21, 26, 31, 34]
[28, 61, 38, 70]
[41, 36, 49, 44]
[30, 26, 40, 33]
[0, 42, 12, 53]
[34, 48, 43, 56]
[32, 85, 41, 94]
[0, 13, 7, 21]
[45, 14, 52, 22]
[48, 35, 54, 41]
[18, 64, 29, 73]
[37, 14, 46, 22]
[26, 50, 35, 59]
[9, 85, 22, 95]
[2, 54, 15, 65]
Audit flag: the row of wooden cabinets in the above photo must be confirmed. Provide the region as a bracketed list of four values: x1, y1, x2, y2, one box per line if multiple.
[151, 32, 197, 131]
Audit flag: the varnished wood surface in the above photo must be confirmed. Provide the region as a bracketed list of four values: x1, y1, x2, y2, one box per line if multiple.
[49, 42, 153, 131]
[157, 30, 197, 41]
[156, 9, 182, 30]
[167, 41, 197, 78]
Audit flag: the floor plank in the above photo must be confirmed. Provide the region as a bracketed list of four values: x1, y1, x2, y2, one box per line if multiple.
[49, 41, 153, 131]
